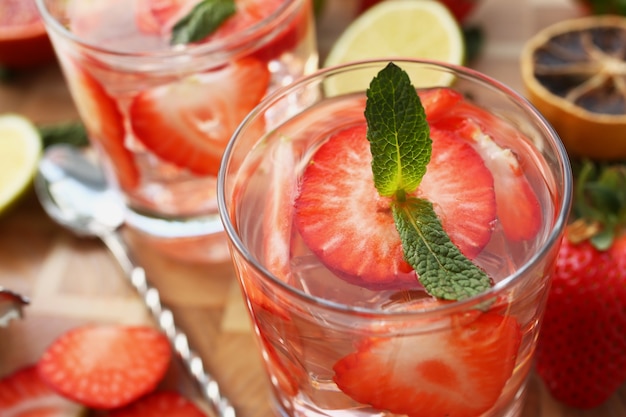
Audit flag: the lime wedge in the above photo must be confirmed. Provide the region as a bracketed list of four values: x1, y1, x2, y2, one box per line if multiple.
[0, 114, 42, 215]
[324, 0, 464, 95]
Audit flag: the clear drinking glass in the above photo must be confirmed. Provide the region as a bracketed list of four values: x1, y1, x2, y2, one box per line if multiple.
[36, 0, 318, 262]
[218, 59, 572, 417]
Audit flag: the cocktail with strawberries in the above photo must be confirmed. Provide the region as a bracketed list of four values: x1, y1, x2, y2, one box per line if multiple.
[36, 0, 317, 260]
[218, 59, 572, 417]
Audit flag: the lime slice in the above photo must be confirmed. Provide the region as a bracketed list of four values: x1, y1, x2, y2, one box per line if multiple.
[0, 114, 42, 214]
[324, 0, 464, 95]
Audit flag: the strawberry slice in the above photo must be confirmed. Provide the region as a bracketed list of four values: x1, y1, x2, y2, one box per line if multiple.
[263, 138, 296, 287]
[0, 365, 84, 416]
[109, 391, 206, 416]
[129, 58, 270, 176]
[419, 87, 463, 122]
[135, 0, 195, 35]
[333, 311, 522, 417]
[68, 65, 140, 191]
[37, 325, 171, 410]
[432, 101, 542, 242]
[135, 0, 307, 61]
[294, 123, 496, 289]
[232, 137, 296, 320]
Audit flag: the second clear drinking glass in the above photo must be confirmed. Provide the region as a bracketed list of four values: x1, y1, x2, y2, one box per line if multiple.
[218, 59, 572, 417]
[36, 0, 318, 262]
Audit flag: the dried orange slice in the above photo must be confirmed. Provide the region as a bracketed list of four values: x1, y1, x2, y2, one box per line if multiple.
[521, 15, 626, 161]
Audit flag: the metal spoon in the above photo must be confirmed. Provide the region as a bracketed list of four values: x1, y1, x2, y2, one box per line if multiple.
[34, 144, 235, 417]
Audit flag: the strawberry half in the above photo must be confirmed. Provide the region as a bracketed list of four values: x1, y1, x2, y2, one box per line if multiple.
[333, 311, 522, 417]
[67, 65, 140, 191]
[108, 391, 206, 416]
[37, 325, 171, 410]
[294, 123, 496, 290]
[129, 58, 270, 176]
[0, 365, 84, 416]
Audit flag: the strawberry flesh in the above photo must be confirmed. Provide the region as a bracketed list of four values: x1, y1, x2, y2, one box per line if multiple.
[37, 325, 171, 410]
[135, 0, 307, 61]
[69, 65, 140, 191]
[333, 310, 522, 417]
[0, 365, 84, 416]
[294, 122, 496, 289]
[431, 97, 542, 242]
[130, 58, 269, 176]
[535, 232, 626, 409]
[108, 391, 206, 416]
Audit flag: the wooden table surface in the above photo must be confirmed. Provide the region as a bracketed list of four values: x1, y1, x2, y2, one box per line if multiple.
[1, 0, 625, 416]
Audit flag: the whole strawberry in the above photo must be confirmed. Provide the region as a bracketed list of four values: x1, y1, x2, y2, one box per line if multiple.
[579, 0, 626, 15]
[535, 161, 626, 409]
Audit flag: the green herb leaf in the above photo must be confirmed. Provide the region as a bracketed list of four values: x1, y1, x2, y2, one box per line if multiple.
[366, 62, 491, 300]
[171, 0, 236, 45]
[365, 62, 431, 198]
[393, 198, 492, 300]
[39, 121, 89, 149]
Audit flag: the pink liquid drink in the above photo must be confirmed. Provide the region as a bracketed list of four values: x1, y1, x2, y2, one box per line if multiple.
[218, 60, 572, 417]
[36, 0, 318, 260]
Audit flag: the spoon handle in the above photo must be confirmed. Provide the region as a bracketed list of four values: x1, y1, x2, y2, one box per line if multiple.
[100, 231, 236, 417]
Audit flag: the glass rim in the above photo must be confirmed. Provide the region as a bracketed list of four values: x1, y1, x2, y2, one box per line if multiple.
[217, 57, 573, 317]
[35, 0, 303, 60]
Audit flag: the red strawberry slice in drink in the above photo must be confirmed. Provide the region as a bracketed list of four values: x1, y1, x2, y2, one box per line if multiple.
[262, 138, 297, 285]
[135, 0, 307, 61]
[236, 0, 311, 62]
[294, 123, 496, 290]
[68, 65, 140, 191]
[460, 119, 541, 242]
[419, 87, 463, 122]
[432, 103, 542, 242]
[0, 365, 84, 416]
[233, 136, 296, 320]
[109, 391, 206, 416]
[130, 58, 270, 176]
[37, 325, 171, 410]
[333, 310, 522, 417]
[135, 0, 194, 35]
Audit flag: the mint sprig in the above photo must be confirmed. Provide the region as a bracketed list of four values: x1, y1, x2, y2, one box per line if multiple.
[171, 0, 236, 45]
[366, 62, 491, 300]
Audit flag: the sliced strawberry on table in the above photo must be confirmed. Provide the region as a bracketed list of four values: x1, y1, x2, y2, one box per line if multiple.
[129, 58, 270, 177]
[333, 311, 522, 417]
[108, 391, 206, 416]
[0, 365, 84, 416]
[68, 65, 140, 191]
[37, 324, 171, 410]
[294, 123, 496, 290]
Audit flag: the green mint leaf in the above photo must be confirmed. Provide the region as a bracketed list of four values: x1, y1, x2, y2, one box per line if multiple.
[171, 0, 236, 45]
[365, 62, 431, 198]
[366, 62, 492, 301]
[393, 198, 491, 300]
[39, 121, 89, 149]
